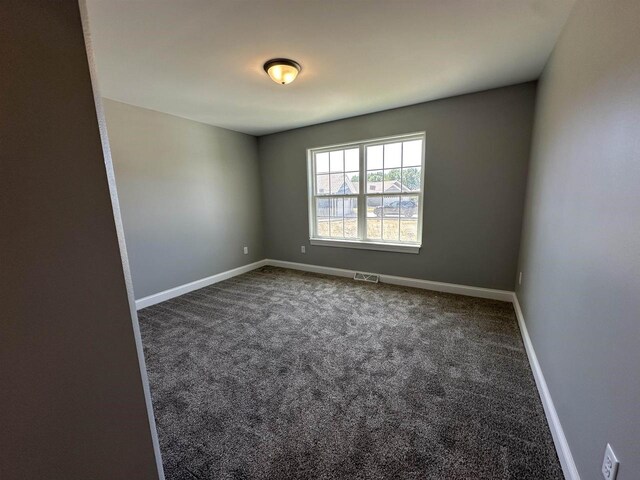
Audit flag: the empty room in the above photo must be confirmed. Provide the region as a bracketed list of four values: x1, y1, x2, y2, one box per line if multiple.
[2, 1, 639, 479]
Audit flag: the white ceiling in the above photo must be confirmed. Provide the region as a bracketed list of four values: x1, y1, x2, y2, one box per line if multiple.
[86, 0, 575, 136]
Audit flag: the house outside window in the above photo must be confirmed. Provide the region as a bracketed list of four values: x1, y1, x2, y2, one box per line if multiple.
[307, 132, 425, 254]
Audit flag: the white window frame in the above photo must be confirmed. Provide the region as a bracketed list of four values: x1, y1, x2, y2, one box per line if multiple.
[307, 132, 426, 254]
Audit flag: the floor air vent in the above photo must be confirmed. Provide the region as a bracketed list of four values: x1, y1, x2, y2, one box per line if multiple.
[354, 272, 380, 283]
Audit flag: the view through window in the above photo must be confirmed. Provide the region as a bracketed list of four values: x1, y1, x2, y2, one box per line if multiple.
[308, 133, 425, 252]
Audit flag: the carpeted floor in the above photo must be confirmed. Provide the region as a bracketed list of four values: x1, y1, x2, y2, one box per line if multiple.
[138, 266, 563, 480]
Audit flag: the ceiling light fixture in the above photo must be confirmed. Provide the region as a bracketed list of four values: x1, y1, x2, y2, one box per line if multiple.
[263, 58, 301, 85]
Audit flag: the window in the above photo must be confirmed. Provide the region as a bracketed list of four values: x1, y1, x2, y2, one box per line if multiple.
[307, 133, 425, 253]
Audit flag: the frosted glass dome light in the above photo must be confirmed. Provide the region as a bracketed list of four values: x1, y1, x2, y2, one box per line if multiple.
[263, 58, 301, 85]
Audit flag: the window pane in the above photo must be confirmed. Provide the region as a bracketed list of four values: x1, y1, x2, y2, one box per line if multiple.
[345, 172, 359, 194]
[383, 217, 400, 241]
[367, 218, 381, 239]
[316, 174, 330, 195]
[367, 170, 383, 193]
[366, 196, 382, 241]
[400, 195, 419, 218]
[382, 196, 400, 217]
[384, 168, 402, 192]
[345, 148, 359, 171]
[367, 145, 383, 170]
[330, 173, 344, 194]
[316, 218, 330, 236]
[344, 218, 358, 238]
[402, 166, 421, 192]
[316, 152, 329, 173]
[382, 195, 400, 241]
[400, 196, 419, 242]
[400, 219, 418, 243]
[316, 197, 331, 218]
[330, 217, 344, 237]
[342, 197, 357, 219]
[402, 140, 422, 167]
[328, 197, 342, 217]
[384, 142, 401, 168]
[329, 150, 344, 172]
[367, 195, 382, 215]
[315, 197, 330, 237]
[344, 199, 358, 238]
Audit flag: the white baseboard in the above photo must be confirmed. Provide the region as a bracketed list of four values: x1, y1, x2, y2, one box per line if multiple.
[136, 258, 512, 310]
[512, 294, 580, 480]
[135, 259, 267, 310]
[266, 259, 513, 302]
[267, 259, 355, 279]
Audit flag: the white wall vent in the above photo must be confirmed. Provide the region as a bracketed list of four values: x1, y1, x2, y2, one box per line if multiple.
[354, 272, 379, 283]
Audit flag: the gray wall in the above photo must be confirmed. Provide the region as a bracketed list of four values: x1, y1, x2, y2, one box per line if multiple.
[259, 83, 536, 291]
[103, 100, 263, 299]
[0, 2, 160, 479]
[516, 0, 640, 478]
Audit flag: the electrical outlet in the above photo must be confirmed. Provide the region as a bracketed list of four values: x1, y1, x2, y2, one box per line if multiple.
[602, 443, 619, 480]
[243, 246, 248, 254]
[518, 272, 523, 285]
[301, 246, 306, 254]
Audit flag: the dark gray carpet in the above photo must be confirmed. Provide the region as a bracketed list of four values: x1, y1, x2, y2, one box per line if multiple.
[139, 266, 563, 480]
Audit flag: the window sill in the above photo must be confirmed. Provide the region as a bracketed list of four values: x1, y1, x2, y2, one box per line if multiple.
[309, 238, 420, 254]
